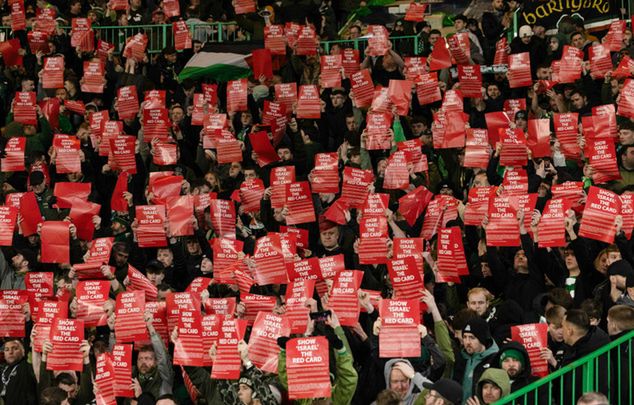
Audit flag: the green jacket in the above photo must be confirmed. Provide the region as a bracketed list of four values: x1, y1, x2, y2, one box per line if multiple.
[5, 114, 53, 156]
[433, 320, 455, 379]
[476, 368, 511, 402]
[278, 326, 358, 405]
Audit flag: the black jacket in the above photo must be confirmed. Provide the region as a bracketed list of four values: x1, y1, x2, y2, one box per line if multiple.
[0, 358, 37, 405]
[493, 341, 546, 404]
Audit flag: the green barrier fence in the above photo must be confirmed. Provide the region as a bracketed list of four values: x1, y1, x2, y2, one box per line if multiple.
[494, 329, 634, 405]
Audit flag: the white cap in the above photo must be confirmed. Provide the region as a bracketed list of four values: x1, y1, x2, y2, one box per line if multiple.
[519, 25, 533, 38]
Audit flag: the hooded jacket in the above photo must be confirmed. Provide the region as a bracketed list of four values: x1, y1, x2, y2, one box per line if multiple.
[453, 340, 499, 403]
[493, 341, 538, 391]
[476, 368, 511, 403]
[372, 358, 429, 405]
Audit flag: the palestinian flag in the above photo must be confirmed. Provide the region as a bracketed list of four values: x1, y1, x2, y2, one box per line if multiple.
[179, 52, 252, 82]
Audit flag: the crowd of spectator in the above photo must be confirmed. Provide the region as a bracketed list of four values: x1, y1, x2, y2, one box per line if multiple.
[1, 0, 634, 405]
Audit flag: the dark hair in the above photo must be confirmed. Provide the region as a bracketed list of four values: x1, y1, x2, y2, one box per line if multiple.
[451, 308, 479, 331]
[350, 25, 362, 33]
[146, 260, 165, 274]
[430, 29, 442, 36]
[580, 299, 602, 321]
[546, 288, 573, 309]
[54, 373, 76, 387]
[565, 309, 590, 332]
[40, 387, 68, 405]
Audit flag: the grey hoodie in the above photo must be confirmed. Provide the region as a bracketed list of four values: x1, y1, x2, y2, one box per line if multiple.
[371, 359, 431, 405]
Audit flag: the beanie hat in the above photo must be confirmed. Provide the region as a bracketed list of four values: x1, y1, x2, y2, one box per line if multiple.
[500, 348, 525, 369]
[607, 260, 634, 278]
[462, 317, 491, 346]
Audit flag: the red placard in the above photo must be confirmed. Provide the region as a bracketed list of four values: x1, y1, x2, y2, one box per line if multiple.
[350, 69, 374, 108]
[248, 312, 290, 374]
[173, 20, 192, 50]
[379, 299, 420, 358]
[115, 291, 148, 343]
[499, 127, 528, 166]
[592, 104, 617, 139]
[42, 56, 64, 89]
[163, 0, 180, 16]
[618, 79, 634, 119]
[204, 297, 237, 316]
[589, 43, 612, 79]
[149, 174, 182, 205]
[436, 227, 468, 282]
[94, 354, 117, 405]
[166, 195, 194, 236]
[341, 167, 373, 209]
[53, 134, 81, 174]
[538, 198, 569, 248]
[366, 112, 393, 150]
[249, 131, 280, 167]
[1, 137, 25, 172]
[270, 166, 295, 208]
[384, 151, 409, 190]
[210, 200, 236, 239]
[71, 18, 93, 51]
[252, 48, 273, 79]
[13, 91, 36, 125]
[0, 39, 23, 66]
[211, 318, 247, 379]
[320, 55, 342, 88]
[0, 298, 25, 337]
[275, 82, 298, 113]
[112, 344, 134, 397]
[621, 193, 634, 239]
[123, 33, 148, 61]
[553, 112, 581, 160]
[166, 292, 200, 334]
[239, 178, 265, 213]
[127, 265, 159, 302]
[143, 108, 170, 142]
[464, 186, 493, 226]
[398, 186, 433, 227]
[227, 79, 248, 113]
[135, 205, 167, 248]
[310, 153, 339, 193]
[342, 48, 360, 77]
[359, 216, 389, 264]
[559, 45, 583, 84]
[264, 25, 286, 55]
[458, 65, 483, 98]
[234, 0, 256, 14]
[487, 196, 520, 246]
[296, 25, 318, 55]
[284, 278, 315, 334]
[285, 181, 315, 225]
[416, 72, 442, 105]
[19, 192, 42, 236]
[81, 61, 104, 93]
[397, 139, 427, 173]
[241, 293, 277, 325]
[404, 2, 427, 21]
[10, 0, 26, 31]
[286, 336, 331, 399]
[447, 32, 471, 65]
[76, 280, 110, 328]
[508, 52, 532, 88]
[212, 238, 243, 282]
[494, 37, 509, 65]
[297, 85, 321, 119]
[388, 257, 424, 300]
[41, 221, 70, 263]
[587, 139, 620, 184]
[527, 119, 551, 158]
[387, 79, 413, 116]
[327, 270, 362, 326]
[404, 56, 427, 81]
[464, 128, 490, 168]
[511, 323, 549, 377]
[53, 182, 91, 209]
[33, 300, 67, 352]
[117, 86, 139, 120]
[173, 308, 204, 366]
[578, 186, 620, 244]
[109, 136, 137, 174]
[429, 37, 452, 71]
[47, 318, 84, 371]
[604, 20, 626, 52]
[253, 234, 288, 285]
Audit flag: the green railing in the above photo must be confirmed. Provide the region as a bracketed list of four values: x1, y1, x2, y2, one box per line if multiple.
[322, 32, 423, 56]
[494, 329, 634, 405]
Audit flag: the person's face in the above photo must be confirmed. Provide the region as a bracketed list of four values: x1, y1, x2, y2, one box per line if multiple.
[454, 19, 466, 31]
[607, 251, 622, 266]
[56, 88, 68, 100]
[238, 383, 254, 405]
[137, 351, 157, 374]
[277, 148, 292, 161]
[2, 15, 11, 27]
[331, 94, 345, 108]
[514, 249, 528, 270]
[536, 67, 551, 80]
[205, 173, 218, 188]
[549, 37, 560, 52]
[487, 85, 500, 99]
[157, 248, 174, 267]
[244, 169, 257, 180]
[467, 292, 489, 316]
[193, 42, 203, 53]
[350, 153, 361, 164]
[320, 227, 339, 248]
[502, 357, 522, 378]
[549, 322, 564, 342]
[3, 341, 24, 364]
[610, 274, 627, 290]
[389, 368, 410, 398]
[462, 333, 485, 354]
[241, 112, 253, 126]
[429, 33, 440, 46]
[156, 399, 177, 405]
[59, 381, 78, 399]
[229, 163, 242, 177]
[570, 93, 586, 110]
[21, 79, 35, 92]
[571, 34, 585, 49]
[350, 27, 361, 39]
[146, 271, 165, 286]
[624, 148, 634, 167]
[562, 319, 576, 345]
[412, 122, 425, 135]
[481, 382, 502, 403]
[113, 250, 129, 266]
[346, 116, 357, 132]
[165, 52, 176, 63]
[377, 159, 388, 177]
[492, 0, 504, 11]
[186, 240, 201, 255]
[23, 124, 37, 136]
[201, 257, 213, 273]
[421, 133, 432, 147]
[564, 249, 578, 270]
[473, 173, 489, 187]
[70, 1, 81, 13]
[130, 0, 142, 8]
[619, 129, 634, 145]
[170, 107, 185, 124]
[515, 117, 527, 131]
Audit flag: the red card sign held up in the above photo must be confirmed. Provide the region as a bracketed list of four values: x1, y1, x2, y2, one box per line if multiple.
[379, 299, 420, 358]
[248, 312, 290, 374]
[47, 318, 84, 372]
[511, 323, 549, 377]
[41, 221, 70, 263]
[579, 186, 620, 244]
[286, 336, 331, 399]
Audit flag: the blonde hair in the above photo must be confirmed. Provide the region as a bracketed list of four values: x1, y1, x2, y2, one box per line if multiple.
[545, 305, 567, 327]
[467, 287, 494, 302]
[608, 305, 634, 331]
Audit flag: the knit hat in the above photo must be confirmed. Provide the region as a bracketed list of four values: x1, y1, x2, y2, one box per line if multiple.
[519, 25, 533, 38]
[462, 317, 491, 345]
[252, 85, 269, 101]
[422, 379, 463, 404]
[500, 348, 525, 368]
[607, 260, 634, 278]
